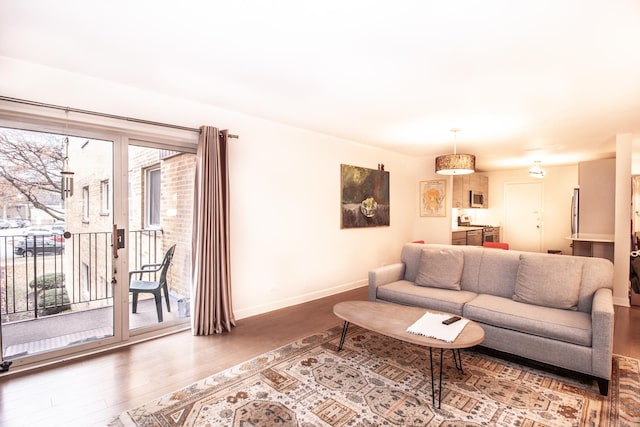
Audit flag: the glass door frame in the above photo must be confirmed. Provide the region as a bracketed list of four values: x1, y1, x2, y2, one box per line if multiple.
[125, 138, 196, 336]
[0, 117, 127, 369]
[0, 103, 197, 371]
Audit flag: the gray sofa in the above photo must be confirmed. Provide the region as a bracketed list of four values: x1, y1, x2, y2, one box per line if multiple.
[368, 243, 615, 395]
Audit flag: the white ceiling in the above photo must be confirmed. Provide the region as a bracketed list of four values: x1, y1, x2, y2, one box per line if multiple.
[1, 0, 640, 171]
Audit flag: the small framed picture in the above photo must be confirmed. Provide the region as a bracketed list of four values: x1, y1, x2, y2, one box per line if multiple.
[420, 180, 446, 217]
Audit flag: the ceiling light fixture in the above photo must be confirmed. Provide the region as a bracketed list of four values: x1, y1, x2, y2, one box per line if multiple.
[529, 160, 546, 179]
[435, 128, 476, 175]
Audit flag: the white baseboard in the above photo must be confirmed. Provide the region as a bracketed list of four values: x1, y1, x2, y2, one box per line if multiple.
[234, 279, 367, 320]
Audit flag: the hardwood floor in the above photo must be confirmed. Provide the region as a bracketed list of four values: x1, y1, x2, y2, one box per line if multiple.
[1, 286, 639, 426]
[613, 303, 640, 359]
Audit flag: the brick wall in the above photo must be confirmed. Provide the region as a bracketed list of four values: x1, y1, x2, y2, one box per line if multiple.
[63, 143, 195, 305]
[128, 146, 195, 298]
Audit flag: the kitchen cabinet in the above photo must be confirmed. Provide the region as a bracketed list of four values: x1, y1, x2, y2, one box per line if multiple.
[452, 176, 466, 208]
[452, 231, 467, 245]
[452, 174, 488, 208]
[466, 229, 483, 246]
[451, 227, 484, 246]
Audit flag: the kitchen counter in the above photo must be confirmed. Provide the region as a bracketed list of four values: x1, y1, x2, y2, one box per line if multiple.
[566, 233, 615, 243]
[452, 226, 484, 232]
[565, 233, 614, 262]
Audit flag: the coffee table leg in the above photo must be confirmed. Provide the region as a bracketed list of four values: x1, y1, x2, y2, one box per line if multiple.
[429, 347, 435, 406]
[429, 347, 446, 409]
[337, 321, 349, 351]
[438, 349, 444, 408]
[452, 349, 464, 373]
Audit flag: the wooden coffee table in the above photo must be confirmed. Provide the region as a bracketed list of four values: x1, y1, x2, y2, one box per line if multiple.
[333, 300, 485, 408]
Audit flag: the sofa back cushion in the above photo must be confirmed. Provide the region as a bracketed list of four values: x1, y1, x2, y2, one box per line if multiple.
[474, 249, 522, 297]
[513, 253, 583, 310]
[401, 244, 478, 289]
[402, 244, 486, 292]
[577, 256, 614, 312]
[415, 248, 464, 290]
[401, 243, 425, 282]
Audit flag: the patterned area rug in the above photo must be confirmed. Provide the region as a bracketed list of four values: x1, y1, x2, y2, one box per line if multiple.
[116, 325, 639, 426]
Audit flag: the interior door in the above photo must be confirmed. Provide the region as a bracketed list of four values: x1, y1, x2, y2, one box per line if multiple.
[503, 182, 544, 252]
[0, 126, 124, 368]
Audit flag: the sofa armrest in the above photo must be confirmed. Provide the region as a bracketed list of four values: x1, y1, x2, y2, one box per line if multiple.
[591, 287, 614, 380]
[368, 263, 405, 301]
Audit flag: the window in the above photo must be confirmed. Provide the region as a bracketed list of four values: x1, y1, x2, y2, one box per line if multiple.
[82, 263, 90, 302]
[83, 186, 90, 222]
[101, 179, 110, 215]
[146, 167, 161, 228]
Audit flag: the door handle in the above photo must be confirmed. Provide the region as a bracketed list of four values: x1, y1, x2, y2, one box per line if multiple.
[112, 224, 119, 258]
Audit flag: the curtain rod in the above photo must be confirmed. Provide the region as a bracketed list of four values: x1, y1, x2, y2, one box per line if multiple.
[0, 95, 239, 139]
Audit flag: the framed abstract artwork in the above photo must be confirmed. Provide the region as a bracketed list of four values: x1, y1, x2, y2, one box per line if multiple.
[420, 179, 446, 217]
[341, 164, 390, 228]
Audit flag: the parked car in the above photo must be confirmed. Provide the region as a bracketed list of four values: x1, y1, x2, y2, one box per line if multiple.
[12, 219, 30, 228]
[22, 226, 53, 237]
[13, 237, 65, 257]
[0, 221, 10, 229]
[50, 223, 66, 235]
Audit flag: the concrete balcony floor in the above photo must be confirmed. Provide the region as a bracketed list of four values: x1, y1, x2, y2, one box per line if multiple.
[2, 295, 187, 359]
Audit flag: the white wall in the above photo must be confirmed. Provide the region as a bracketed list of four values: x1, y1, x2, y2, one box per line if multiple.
[228, 121, 419, 317]
[0, 56, 419, 319]
[614, 135, 632, 306]
[482, 165, 578, 254]
[412, 158, 456, 244]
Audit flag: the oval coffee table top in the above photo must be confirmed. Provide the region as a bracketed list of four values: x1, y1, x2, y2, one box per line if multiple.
[334, 300, 484, 350]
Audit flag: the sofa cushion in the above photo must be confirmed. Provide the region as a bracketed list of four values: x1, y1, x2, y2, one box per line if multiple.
[415, 248, 464, 290]
[376, 280, 477, 316]
[577, 257, 614, 313]
[475, 249, 521, 298]
[463, 294, 592, 347]
[400, 244, 484, 293]
[513, 253, 583, 310]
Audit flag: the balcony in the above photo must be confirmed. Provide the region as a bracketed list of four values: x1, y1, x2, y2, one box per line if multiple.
[1, 229, 189, 360]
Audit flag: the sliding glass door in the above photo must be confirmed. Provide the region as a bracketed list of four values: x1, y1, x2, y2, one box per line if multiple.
[0, 120, 196, 369]
[0, 127, 121, 366]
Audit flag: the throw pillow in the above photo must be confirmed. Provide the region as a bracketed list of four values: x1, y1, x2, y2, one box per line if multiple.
[513, 253, 583, 310]
[415, 248, 464, 290]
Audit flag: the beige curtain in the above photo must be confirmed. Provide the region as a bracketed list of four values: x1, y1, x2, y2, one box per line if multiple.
[191, 126, 236, 334]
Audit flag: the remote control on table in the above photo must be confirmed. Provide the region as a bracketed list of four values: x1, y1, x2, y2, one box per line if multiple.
[442, 316, 461, 325]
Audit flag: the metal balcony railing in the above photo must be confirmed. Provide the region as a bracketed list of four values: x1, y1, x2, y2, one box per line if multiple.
[0, 229, 164, 322]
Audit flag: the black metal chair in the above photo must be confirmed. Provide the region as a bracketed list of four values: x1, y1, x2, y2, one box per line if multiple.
[129, 244, 176, 322]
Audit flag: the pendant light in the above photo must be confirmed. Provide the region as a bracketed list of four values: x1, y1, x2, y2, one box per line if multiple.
[435, 128, 476, 175]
